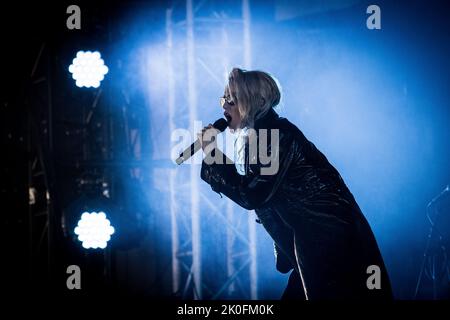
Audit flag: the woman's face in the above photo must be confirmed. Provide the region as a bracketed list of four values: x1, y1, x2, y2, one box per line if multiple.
[221, 89, 241, 130]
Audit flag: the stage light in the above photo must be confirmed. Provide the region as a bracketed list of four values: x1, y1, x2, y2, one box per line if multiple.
[74, 211, 115, 249]
[68, 51, 109, 88]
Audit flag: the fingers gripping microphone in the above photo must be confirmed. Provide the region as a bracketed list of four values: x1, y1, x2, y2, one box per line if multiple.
[176, 118, 228, 165]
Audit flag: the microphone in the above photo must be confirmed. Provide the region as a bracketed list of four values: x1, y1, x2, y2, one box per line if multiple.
[176, 118, 228, 165]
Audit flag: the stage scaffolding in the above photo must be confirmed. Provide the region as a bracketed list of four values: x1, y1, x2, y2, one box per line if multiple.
[164, 0, 258, 299]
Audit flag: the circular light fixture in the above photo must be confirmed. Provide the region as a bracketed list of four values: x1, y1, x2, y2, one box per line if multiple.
[74, 211, 115, 249]
[68, 51, 109, 88]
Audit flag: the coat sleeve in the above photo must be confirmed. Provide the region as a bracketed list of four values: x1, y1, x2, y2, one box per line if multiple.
[200, 131, 298, 210]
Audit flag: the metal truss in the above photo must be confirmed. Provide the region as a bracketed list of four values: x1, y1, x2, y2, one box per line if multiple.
[164, 0, 257, 300]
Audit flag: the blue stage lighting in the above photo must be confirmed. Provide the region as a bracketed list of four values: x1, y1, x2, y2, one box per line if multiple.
[74, 211, 115, 249]
[68, 51, 109, 88]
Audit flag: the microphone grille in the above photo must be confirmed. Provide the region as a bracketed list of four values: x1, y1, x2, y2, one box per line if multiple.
[213, 118, 228, 132]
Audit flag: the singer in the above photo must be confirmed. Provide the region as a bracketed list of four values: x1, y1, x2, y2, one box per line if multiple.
[198, 68, 393, 300]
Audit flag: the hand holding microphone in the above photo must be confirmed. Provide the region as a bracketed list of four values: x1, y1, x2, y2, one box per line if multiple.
[176, 118, 228, 165]
[197, 124, 219, 151]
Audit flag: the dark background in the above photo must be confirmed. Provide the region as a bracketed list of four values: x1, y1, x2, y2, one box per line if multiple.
[1, 0, 450, 302]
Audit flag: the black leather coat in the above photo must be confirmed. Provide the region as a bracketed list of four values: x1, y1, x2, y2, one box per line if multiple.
[201, 108, 393, 299]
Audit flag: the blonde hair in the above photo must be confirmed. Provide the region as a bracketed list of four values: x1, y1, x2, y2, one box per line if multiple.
[226, 68, 281, 128]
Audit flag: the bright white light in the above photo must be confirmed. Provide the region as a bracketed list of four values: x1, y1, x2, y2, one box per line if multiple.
[68, 51, 109, 88]
[74, 211, 115, 249]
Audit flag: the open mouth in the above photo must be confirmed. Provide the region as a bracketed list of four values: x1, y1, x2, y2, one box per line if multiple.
[224, 112, 232, 124]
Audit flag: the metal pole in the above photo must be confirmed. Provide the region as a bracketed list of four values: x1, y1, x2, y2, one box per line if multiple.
[46, 45, 55, 290]
[242, 0, 257, 300]
[166, 7, 181, 296]
[186, 0, 202, 299]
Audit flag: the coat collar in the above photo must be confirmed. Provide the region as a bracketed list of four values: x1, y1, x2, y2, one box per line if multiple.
[253, 108, 280, 130]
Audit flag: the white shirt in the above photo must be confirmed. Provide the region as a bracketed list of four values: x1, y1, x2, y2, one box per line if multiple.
[233, 127, 249, 175]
